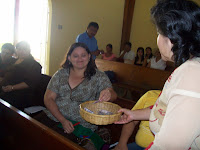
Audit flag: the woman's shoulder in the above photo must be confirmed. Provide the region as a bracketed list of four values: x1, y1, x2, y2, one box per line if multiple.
[171, 57, 200, 78]
[95, 69, 104, 75]
[54, 68, 69, 76]
[93, 69, 107, 78]
[179, 57, 200, 70]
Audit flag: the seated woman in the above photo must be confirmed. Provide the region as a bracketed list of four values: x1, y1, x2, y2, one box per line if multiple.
[0, 41, 42, 110]
[142, 47, 153, 67]
[134, 47, 144, 66]
[101, 44, 116, 61]
[147, 50, 166, 70]
[37, 42, 117, 149]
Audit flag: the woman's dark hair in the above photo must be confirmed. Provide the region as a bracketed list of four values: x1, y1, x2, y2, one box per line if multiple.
[151, 0, 200, 66]
[61, 42, 96, 80]
[106, 44, 113, 49]
[135, 47, 145, 63]
[1, 43, 15, 54]
[145, 47, 153, 59]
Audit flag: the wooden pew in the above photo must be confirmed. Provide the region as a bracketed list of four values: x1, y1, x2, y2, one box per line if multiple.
[0, 99, 84, 150]
[95, 59, 171, 100]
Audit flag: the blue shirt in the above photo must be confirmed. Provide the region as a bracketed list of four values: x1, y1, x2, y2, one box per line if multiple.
[76, 32, 98, 59]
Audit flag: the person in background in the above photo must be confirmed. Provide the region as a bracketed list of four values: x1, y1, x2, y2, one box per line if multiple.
[115, 0, 200, 149]
[117, 42, 135, 64]
[0, 43, 16, 78]
[76, 22, 103, 59]
[142, 47, 153, 67]
[101, 44, 116, 61]
[0, 41, 42, 110]
[147, 50, 166, 70]
[114, 90, 160, 150]
[134, 47, 144, 66]
[41, 42, 117, 149]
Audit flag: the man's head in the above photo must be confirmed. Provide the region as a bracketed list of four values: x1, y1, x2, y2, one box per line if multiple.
[86, 22, 99, 38]
[124, 42, 132, 52]
[1, 43, 15, 63]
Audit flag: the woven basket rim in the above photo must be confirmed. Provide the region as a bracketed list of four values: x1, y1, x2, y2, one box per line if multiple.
[80, 100, 122, 117]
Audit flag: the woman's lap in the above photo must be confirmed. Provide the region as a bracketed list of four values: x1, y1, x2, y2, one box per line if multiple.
[33, 111, 78, 143]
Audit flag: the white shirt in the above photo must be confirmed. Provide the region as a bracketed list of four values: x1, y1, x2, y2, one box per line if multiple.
[150, 57, 166, 70]
[120, 50, 135, 64]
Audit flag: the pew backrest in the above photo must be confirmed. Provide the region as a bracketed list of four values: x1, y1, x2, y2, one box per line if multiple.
[96, 59, 171, 90]
[0, 99, 84, 150]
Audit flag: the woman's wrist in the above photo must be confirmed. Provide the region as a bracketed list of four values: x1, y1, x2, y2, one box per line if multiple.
[11, 85, 14, 91]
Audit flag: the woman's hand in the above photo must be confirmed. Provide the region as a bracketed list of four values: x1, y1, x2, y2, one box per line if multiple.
[99, 88, 112, 102]
[61, 119, 74, 134]
[2, 85, 13, 92]
[115, 108, 135, 124]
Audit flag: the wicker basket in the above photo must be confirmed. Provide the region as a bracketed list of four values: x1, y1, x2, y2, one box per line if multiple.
[80, 100, 122, 125]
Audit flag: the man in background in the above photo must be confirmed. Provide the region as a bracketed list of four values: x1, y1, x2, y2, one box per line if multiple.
[117, 42, 135, 64]
[76, 22, 103, 59]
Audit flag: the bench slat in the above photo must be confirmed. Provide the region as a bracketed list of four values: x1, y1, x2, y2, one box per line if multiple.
[0, 99, 84, 150]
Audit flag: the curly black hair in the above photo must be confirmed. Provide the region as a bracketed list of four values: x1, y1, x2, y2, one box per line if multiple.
[151, 0, 200, 66]
[61, 42, 96, 80]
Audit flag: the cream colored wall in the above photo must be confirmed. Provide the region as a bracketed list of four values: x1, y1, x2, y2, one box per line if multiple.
[130, 0, 157, 54]
[130, 0, 200, 54]
[49, 0, 124, 75]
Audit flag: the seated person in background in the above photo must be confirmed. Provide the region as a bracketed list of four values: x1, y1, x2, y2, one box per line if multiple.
[117, 42, 135, 64]
[0, 43, 16, 77]
[0, 41, 42, 110]
[101, 44, 116, 61]
[147, 50, 166, 70]
[142, 47, 153, 67]
[114, 90, 160, 150]
[41, 42, 117, 149]
[134, 47, 144, 66]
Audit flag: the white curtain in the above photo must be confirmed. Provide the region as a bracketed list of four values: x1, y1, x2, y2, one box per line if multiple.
[0, 0, 15, 45]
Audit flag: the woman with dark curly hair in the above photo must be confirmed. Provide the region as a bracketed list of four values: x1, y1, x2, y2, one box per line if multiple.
[41, 42, 117, 149]
[115, 0, 200, 149]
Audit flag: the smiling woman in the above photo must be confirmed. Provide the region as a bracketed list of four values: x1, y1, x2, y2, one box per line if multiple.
[36, 42, 118, 149]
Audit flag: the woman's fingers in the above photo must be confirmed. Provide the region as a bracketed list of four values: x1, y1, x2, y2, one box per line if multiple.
[99, 88, 111, 102]
[63, 120, 74, 134]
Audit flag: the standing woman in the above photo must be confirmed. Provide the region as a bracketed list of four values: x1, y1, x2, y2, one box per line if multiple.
[115, 0, 200, 149]
[0, 41, 42, 110]
[134, 47, 144, 66]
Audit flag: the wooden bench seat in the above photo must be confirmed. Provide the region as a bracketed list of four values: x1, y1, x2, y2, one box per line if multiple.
[0, 99, 84, 150]
[96, 59, 172, 100]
